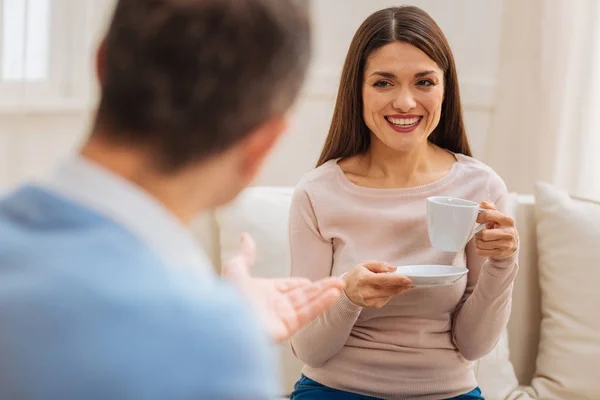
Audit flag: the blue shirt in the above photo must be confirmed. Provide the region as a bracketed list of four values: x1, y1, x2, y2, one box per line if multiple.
[0, 157, 279, 399]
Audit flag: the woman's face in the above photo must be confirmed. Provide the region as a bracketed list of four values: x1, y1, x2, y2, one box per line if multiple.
[362, 41, 444, 153]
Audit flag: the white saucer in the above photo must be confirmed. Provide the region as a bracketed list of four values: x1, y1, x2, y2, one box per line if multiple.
[393, 265, 468, 287]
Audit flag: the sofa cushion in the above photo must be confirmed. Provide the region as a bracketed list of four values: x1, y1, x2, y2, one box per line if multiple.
[506, 195, 541, 386]
[523, 182, 600, 399]
[215, 186, 294, 279]
[214, 186, 519, 398]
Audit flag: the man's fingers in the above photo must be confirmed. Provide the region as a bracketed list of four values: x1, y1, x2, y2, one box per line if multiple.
[272, 277, 312, 293]
[239, 232, 257, 266]
[223, 233, 257, 278]
[315, 277, 345, 292]
[293, 288, 343, 327]
[285, 278, 345, 306]
[221, 255, 246, 278]
[276, 277, 342, 293]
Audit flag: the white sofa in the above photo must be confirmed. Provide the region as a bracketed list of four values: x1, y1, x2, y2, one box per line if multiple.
[191, 183, 600, 400]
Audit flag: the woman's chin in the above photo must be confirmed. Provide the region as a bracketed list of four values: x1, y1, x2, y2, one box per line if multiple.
[381, 135, 427, 154]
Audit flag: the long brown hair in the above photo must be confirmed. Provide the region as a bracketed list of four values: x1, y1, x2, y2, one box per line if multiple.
[317, 6, 471, 167]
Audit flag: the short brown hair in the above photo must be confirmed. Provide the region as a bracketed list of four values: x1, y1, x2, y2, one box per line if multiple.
[94, 0, 311, 172]
[317, 6, 471, 167]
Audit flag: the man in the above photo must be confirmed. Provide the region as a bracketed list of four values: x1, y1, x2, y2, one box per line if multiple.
[0, 0, 343, 398]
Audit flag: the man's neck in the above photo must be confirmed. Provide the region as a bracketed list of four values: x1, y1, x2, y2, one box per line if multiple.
[80, 138, 215, 224]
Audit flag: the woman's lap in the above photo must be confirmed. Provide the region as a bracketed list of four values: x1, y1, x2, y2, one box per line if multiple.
[290, 375, 381, 399]
[290, 375, 484, 400]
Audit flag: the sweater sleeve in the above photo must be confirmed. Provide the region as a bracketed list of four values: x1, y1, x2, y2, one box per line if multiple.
[287, 184, 363, 368]
[451, 176, 519, 361]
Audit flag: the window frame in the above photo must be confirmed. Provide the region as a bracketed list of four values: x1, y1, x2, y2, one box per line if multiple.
[0, 0, 102, 113]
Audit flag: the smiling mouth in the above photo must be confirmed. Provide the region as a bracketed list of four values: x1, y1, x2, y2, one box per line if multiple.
[385, 116, 423, 128]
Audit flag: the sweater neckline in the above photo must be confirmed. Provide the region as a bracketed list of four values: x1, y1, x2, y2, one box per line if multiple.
[331, 154, 464, 196]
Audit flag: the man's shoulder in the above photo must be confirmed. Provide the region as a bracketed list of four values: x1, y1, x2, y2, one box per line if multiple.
[0, 184, 152, 257]
[0, 185, 110, 227]
[0, 186, 279, 398]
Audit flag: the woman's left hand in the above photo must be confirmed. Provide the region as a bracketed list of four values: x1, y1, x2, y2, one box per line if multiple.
[475, 201, 518, 260]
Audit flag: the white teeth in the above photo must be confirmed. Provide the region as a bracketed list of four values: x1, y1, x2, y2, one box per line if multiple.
[387, 117, 420, 126]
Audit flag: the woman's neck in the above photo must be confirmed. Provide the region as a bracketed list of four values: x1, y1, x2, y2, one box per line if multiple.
[339, 140, 457, 189]
[366, 141, 435, 178]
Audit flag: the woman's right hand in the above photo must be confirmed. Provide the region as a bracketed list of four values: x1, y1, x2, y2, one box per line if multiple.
[343, 262, 413, 308]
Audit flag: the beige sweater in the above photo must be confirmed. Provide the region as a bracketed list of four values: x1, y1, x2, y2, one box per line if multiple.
[288, 154, 518, 400]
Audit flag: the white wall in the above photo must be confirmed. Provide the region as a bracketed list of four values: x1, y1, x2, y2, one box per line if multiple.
[0, 0, 112, 190]
[256, 0, 504, 186]
[0, 0, 505, 190]
[0, 112, 92, 188]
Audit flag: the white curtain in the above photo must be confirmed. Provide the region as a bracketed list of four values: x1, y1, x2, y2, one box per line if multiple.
[484, 0, 600, 200]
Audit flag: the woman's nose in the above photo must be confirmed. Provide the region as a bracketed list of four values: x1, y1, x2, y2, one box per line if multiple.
[392, 88, 417, 112]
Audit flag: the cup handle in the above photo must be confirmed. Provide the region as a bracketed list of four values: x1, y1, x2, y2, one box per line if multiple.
[472, 222, 486, 235]
[471, 207, 487, 236]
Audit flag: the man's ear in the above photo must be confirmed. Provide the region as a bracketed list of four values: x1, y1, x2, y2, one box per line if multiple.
[96, 38, 107, 85]
[238, 116, 288, 181]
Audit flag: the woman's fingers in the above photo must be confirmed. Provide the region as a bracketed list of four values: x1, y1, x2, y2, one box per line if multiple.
[477, 209, 515, 227]
[477, 228, 514, 242]
[366, 272, 412, 287]
[362, 261, 397, 273]
[475, 236, 514, 249]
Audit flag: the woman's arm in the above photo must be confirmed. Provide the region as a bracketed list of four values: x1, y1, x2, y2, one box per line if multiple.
[288, 185, 363, 368]
[452, 183, 519, 361]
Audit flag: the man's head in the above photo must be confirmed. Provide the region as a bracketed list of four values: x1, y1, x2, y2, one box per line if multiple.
[88, 0, 310, 214]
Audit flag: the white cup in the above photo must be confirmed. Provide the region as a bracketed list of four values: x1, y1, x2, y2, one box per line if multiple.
[426, 196, 486, 252]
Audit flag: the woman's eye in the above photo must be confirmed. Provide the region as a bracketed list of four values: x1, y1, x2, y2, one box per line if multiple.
[416, 79, 435, 87]
[373, 80, 391, 88]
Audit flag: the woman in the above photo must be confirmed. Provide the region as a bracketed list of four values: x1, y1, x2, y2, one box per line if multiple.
[288, 6, 519, 400]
